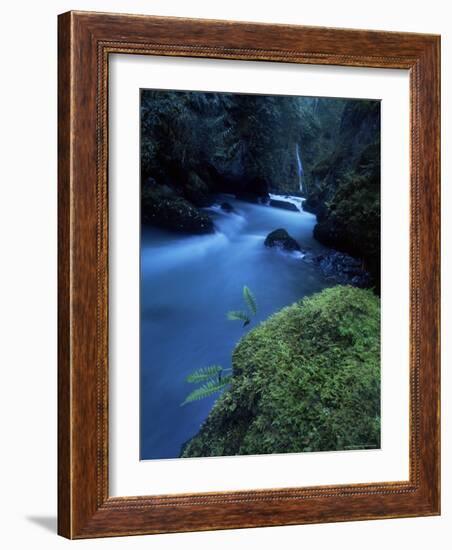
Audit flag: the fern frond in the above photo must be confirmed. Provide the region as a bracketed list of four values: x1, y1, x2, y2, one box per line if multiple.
[227, 310, 250, 324]
[243, 286, 257, 316]
[181, 377, 232, 406]
[185, 365, 222, 384]
[218, 375, 232, 386]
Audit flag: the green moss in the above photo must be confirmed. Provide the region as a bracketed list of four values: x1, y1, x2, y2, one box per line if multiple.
[181, 286, 380, 457]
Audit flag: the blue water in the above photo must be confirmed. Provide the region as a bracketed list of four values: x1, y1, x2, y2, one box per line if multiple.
[140, 196, 332, 460]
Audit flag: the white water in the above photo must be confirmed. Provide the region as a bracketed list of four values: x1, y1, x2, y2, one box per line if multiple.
[140, 196, 331, 459]
[295, 142, 304, 193]
[268, 193, 305, 212]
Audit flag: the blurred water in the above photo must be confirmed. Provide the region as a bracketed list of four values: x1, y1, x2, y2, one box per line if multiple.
[140, 196, 331, 459]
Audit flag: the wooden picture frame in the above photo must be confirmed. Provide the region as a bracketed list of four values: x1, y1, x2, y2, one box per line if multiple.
[58, 10, 440, 539]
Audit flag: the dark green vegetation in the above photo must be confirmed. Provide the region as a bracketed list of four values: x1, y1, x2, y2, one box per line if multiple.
[181, 286, 380, 457]
[141, 90, 380, 288]
[227, 286, 258, 328]
[181, 366, 232, 406]
[141, 90, 305, 201]
[302, 101, 381, 288]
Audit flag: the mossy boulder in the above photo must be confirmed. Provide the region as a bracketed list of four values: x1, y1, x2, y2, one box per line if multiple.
[183, 171, 214, 207]
[312, 154, 381, 290]
[301, 101, 381, 289]
[264, 228, 301, 252]
[142, 185, 214, 234]
[181, 286, 380, 457]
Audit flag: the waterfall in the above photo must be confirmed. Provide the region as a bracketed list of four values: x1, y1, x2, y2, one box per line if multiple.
[295, 143, 304, 193]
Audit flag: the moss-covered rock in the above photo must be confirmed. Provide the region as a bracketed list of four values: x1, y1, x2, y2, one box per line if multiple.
[302, 101, 381, 289]
[142, 185, 214, 234]
[183, 171, 214, 207]
[181, 286, 380, 457]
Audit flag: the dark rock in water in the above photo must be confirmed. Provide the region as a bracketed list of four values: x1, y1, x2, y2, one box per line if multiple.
[311, 250, 372, 288]
[142, 186, 214, 234]
[264, 228, 301, 252]
[313, 219, 379, 292]
[220, 202, 235, 213]
[269, 198, 299, 212]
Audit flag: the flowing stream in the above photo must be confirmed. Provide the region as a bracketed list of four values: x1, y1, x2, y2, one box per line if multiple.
[140, 195, 332, 459]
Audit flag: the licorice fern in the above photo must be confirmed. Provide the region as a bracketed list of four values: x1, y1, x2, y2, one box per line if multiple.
[181, 286, 258, 406]
[181, 376, 232, 406]
[243, 286, 257, 316]
[185, 365, 223, 384]
[227, 285, 258, 327]
[227, 310, 250, 325]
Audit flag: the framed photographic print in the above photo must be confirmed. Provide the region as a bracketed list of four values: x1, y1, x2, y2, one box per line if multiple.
[58, 11, 440, 539]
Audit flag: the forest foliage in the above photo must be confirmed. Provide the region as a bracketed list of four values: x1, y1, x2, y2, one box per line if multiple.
[141, 90, 312, 197]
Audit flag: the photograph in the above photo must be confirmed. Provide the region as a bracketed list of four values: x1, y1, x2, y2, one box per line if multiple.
[139, 89, 381, 460]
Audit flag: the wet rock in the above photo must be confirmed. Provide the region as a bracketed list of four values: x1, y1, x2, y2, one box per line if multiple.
[183, 171, 214, 207]
[264, 228, 301, 252]
[269, 199, 299, 212]
[312, 250, 372, 288]
[220, 202, 235, 213]
[142, 186, 214, 234]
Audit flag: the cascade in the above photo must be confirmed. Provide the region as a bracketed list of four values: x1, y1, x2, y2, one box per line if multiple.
[295, 143, 304, 193]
